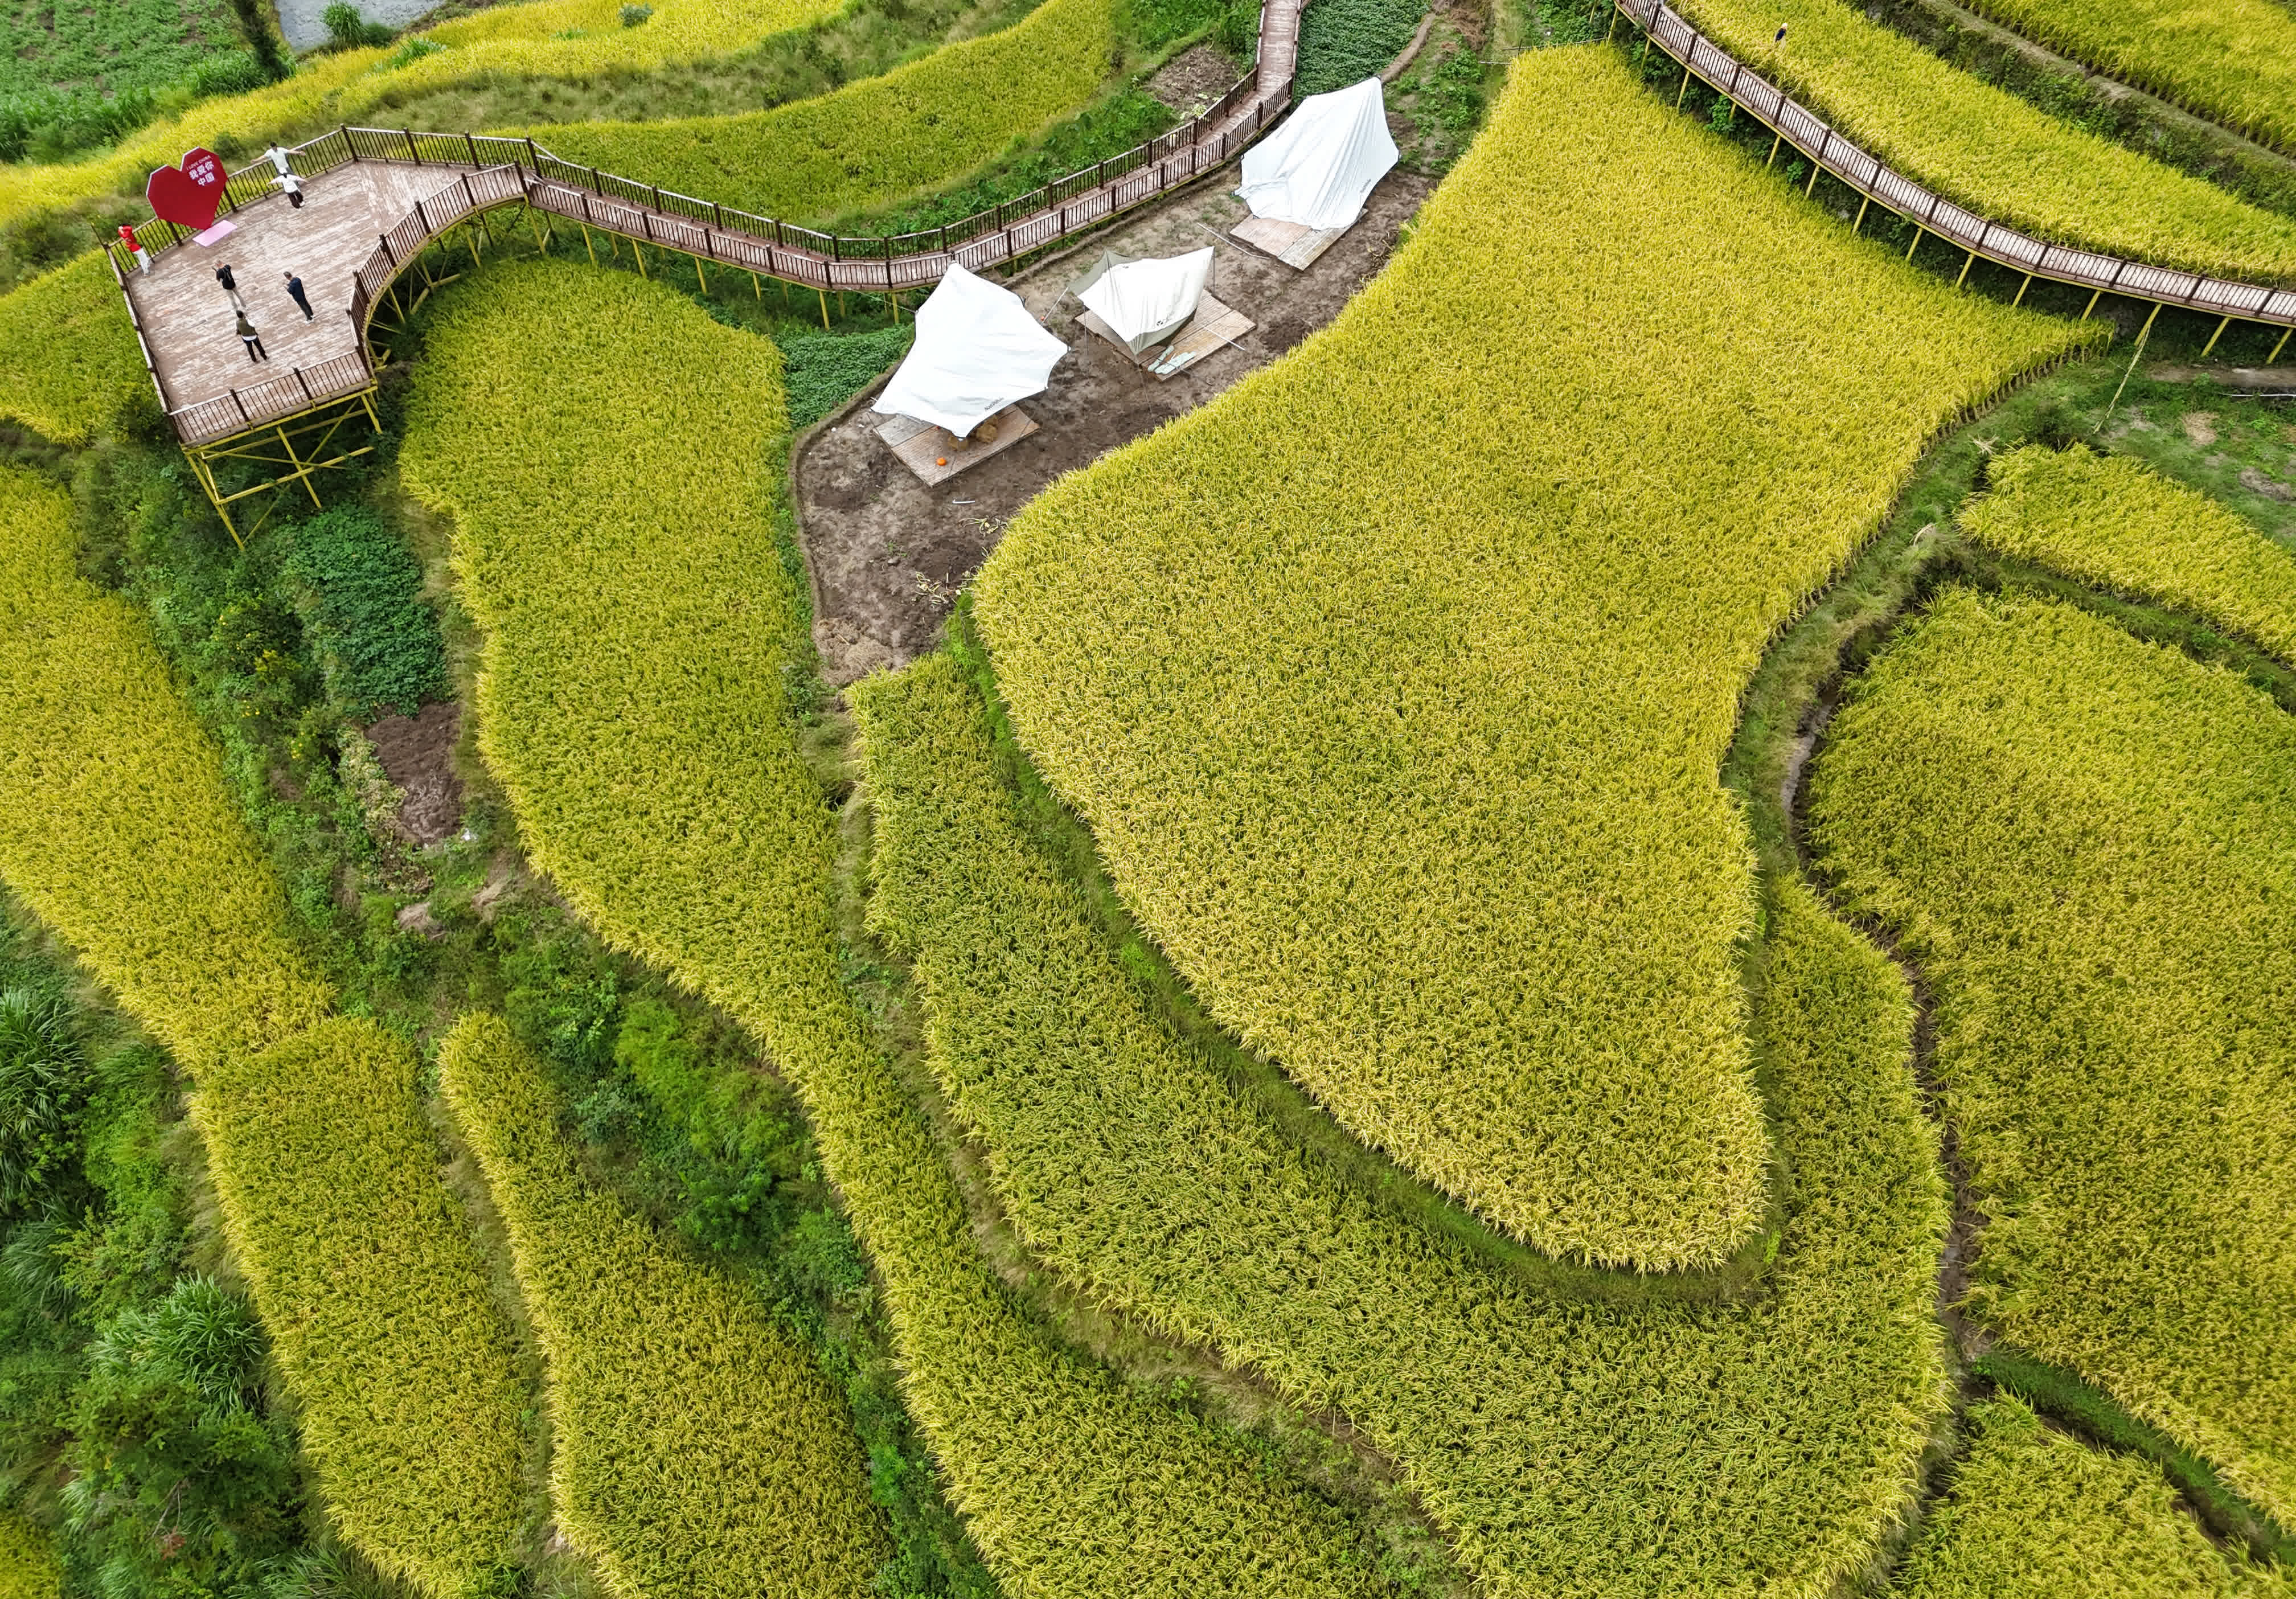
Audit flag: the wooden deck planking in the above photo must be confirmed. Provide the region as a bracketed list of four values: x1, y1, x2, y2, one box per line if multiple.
[126, 163, 450, 420]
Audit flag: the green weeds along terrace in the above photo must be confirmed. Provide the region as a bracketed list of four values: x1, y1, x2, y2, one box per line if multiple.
[438, 1014, 890, 1598]
[974, 43, 2092, 1270]
[855, 651, 1952, 1598]
[1809, 585, 2296, 1528]
[0, 468, 528, 1593]
[1653, 0, 2296, 283]
[400, 261, 1378, 1598]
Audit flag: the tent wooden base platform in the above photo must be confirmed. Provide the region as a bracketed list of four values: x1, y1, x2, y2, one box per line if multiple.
[875, 407, 1039, 484]
[1229, 214, 1346, 270]
[1078, 292, 1254, 380]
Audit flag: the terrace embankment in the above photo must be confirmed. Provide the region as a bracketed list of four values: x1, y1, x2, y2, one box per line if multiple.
[795, 167, 1431, 687]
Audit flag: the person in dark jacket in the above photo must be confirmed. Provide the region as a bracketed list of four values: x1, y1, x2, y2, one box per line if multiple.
[283, 271, 313, 321]
[236, 312, 267, 362]
[216, 262, 245, 313]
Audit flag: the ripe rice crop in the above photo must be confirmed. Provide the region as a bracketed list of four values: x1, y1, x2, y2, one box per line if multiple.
[0, 466, 527, 1596]
[438, 1014, 890, 1598]
[1670, 0, 2296, 283]
[400, 260, 1378, 1598]
[0, 252, 148, 444]
[852, 650, 1952, 1598]
[1808, 586, 2296, 1527]
[0, 1514, 55, 1599]
[1954, 0, 2296, 158]
[1895, 1398, 2293, 1598]
[0, 0, 842, 229]
[523, 0, 1116, 223]
[1961, 445, 2296, 660]
[974, 43, 2090, 1269]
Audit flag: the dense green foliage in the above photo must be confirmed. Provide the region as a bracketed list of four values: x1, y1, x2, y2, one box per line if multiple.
[1963, 445, 2296, 660]
[439, 1014, 889, 1598]
[1894, 1398, 2293, 1597]
[0, 466, 528, 1595]
[1663, 0, 2296, 282]
[282, 507, 452, 721]
[1954, 0, 2296, 157]
[854, 651, 1954, 1598]
[0, 0, 237, 97]
[401, 260, 1390, 1599]
[1810, 587, 2296, 1527]
[526, 0, 1118, 223]
[776, 324, 914, 429]
[975, 45, 2088, 1269]
[1294, 0, 1422, 97]
[0, 255, 147, 446]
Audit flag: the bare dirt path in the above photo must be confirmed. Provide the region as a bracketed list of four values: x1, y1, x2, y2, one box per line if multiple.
[796, 167, 1434, 686]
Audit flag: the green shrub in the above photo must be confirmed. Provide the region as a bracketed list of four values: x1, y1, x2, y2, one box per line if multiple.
[0, 467, 528, 1596]
[774, 324, 913, 430]
[524, 0, 1119, 223]
[854, 650, 1953, 1597]
[0, 253, 147, 446]
[282, 507, 452, 720]
[1295, 0, 1422, 96]
[1670, 0, 2296, 282]
[1895, 1398, 2293, 1597]
[440, 1014, 889, 1598]
[1809, 587, 2296, 1528]
[400, 260, 1387, 1599]
[1962, 445, 2296, 659]
[973, 44, 2092, 1268]
[0, 988, 89, 1214]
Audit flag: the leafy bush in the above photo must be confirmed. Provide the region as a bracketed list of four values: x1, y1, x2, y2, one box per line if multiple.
[0, 253, 148, 445]
[524, 0, 1118, 223]
[282, 507, 451, 721]
[1895, 1398, 2293, 1597]
[440, 1014, 889, 1597]
[1963, 445, 2296, 659]
[855, 651, 1955, 1597]
[1954, 0, 2296, 158]
[0, 467, 528, 1595]
[973, 44, 2092, 1268]
[1670, 0, 2296, 282]
[774, 324, 913, 430]
[400, 261, 1385, 1599]
[1294, 0, 1421, 96]
[325, 4, 396, 49]
[1809, 587, 2296, 1528]
[0, 989, 89, 1214]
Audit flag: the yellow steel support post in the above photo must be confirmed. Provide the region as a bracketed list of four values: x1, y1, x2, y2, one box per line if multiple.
[1906, 224, 1924, 263]
[1766, 131, 1782, 167]
[2012, 273, 2033, 308]
[2081, 288, 2104, 318]
[695, 255, 707, 293]
[751, 270, 761, 298]
[529, 206, 550, 251]
[2100, 303, 2163, 431]
[2271, 325, 2294, 363]
[634, 242, 648, 279]
[2199, 315, 2234, 359]
[818, 287, 830, 329]
[1676, 65, 1692, 109]
[1606, 0, 1620, 41]
[580, 222, 597, 268]
[1954, 248, 1975, 289]
[1852, 195, 1869, 233]
[187, 449, 243, 550]
[464, 223, 482, 269]
[274, 421, 321, 509]
[1805, 160, 1820, 196]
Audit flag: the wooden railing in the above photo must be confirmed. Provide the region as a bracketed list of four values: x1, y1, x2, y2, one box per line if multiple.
[1619, 0, 2296, 334]
[113, 0, 1302, 446]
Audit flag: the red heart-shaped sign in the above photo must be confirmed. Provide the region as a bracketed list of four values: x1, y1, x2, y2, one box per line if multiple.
[146, 147, 227, 231]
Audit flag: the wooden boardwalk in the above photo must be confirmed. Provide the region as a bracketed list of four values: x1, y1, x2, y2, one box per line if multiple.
[113, 0, 1303, 449]
[1618, 0, 2296, 353]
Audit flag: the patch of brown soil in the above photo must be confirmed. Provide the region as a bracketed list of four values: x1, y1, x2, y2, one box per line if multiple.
[365, 701, 465, 844]
[796, 171, 1433, 686]
[1146, 44, 1243, 114]
[2182, 411, 2220, 447]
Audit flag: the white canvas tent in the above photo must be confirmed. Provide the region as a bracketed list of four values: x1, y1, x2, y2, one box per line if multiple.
[877, 264, 1067, 436]
[1071, 247, 1215, 354]
[1234, 77, 1399, 232]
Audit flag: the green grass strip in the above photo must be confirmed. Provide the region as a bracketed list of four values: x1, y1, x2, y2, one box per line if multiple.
[0, 466, 527, 1597]
[1809, 587, 2296, 1531]
[438, 1013, 892, 1598]
[852, 648, 1953, 1597]
[398, 259, 1380, 1598]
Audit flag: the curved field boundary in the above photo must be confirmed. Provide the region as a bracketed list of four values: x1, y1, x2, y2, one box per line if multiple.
[112, 0, 1301, 449]
[1616, 0, 2296, 350]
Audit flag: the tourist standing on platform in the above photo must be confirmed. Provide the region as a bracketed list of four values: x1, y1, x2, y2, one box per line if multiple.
[278, 169, 305, 209]
[216, 263, 244, 312]
[283, 272, 314, 321]
[236, 313, 268, 363]
[118, 225, 149, 273]
[264, 145, 293, 177]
